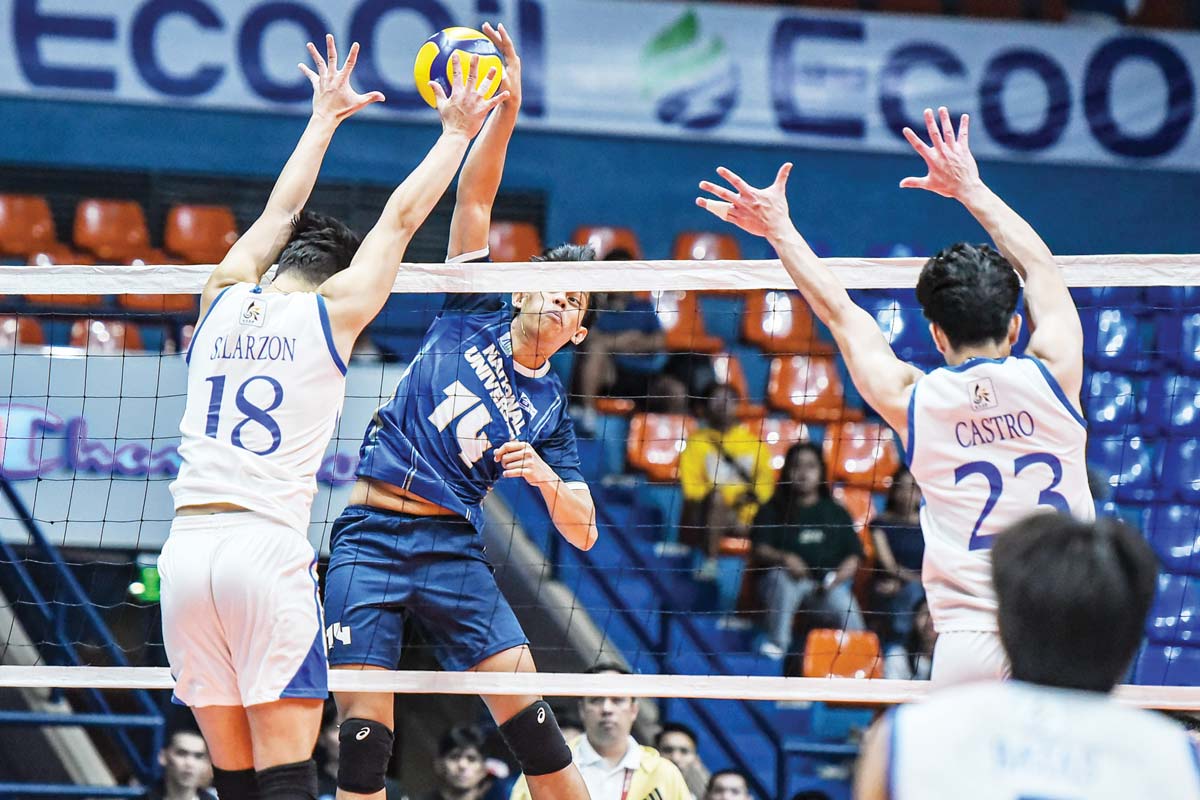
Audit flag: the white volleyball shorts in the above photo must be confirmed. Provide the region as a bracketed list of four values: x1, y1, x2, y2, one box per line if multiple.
[930, 630, 1012, 687]
[159, 512, 327, 708]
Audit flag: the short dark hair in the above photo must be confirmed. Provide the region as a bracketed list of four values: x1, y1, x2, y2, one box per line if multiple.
[437, 724, 486, 758]
[707, 769, 750, 794]
[532, 243, 596, 327]
[274, 209, 361, 286]
[165, 728, 206, 753]
[992, 512, 1159, 693]
[655, 722, 698, 749]
[770, 441, 831, 506]
[915, 242, 1020, 350]
[584, 661, 631, 675]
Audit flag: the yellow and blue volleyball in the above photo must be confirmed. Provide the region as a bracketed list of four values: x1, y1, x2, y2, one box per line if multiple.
[413, 27, 505, 108]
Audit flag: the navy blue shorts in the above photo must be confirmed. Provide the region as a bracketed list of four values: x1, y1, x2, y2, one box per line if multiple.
[322, 505, 528, 672]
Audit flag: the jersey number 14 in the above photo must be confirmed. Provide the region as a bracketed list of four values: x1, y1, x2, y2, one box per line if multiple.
[428, 381, 493, 468]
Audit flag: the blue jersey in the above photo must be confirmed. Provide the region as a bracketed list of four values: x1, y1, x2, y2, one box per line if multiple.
[356, 291, 587, 529]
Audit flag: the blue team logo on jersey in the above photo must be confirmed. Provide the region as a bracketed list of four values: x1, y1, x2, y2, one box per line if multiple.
[969, 378, 998, 411]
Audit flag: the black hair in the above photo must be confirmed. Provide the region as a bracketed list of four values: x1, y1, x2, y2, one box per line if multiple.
[788, 792, 832, 800]
[707, 769, 750, 794]
[915, 242, 1020, 350]
[164, 728, 206, 753]
[992, 512, 1159, 693]
[531, 243, 597, 328]
[767, 442, 831, 509]
[655, 722, 699, 749]
[883, 466, 915, 515]
[604, 247, 635, 261]
[584, 661, 631, 675]
[274, 209, 361, 286]
[436, 724, 487, 759]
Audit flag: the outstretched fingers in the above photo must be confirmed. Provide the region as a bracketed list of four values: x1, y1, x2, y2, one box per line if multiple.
[298, 62, 320, 89]
[326, 33, 338, 72]
[341, 41, 361, 76]
[923, 108, 943, 150]
[957, 113, 970, 147]
[715, 166, 752, 194]
[773, 162, 793, 189]
[698, 180, 738, 205]
[466, 53, 479, 92]
[938, 106, 956, 145]
[902, 126, 933, 158]
[307, 42, 327, 78]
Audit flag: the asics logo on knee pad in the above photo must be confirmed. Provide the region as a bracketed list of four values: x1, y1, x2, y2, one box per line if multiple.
[537, 707, 546, 724]
[356, 727, 371, 740]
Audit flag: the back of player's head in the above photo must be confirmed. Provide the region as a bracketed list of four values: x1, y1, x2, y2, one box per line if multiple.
[437, 724, 486, 758]
[584, 660, 631, 675]
[275, 210, 361, 286]
[532, 244, 596, 327]
[992, 512, 1159, 693]
[915, 243, 1020, 350]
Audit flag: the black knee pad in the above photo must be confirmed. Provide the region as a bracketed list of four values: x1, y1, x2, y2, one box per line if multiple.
[337, 718, 394, 795]
[498, 700, 572, 777]
[212, 767, 259, 800]
[255, 759, 316, 800]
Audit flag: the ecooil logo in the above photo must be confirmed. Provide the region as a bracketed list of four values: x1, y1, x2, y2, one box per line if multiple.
[640, 11, 739, 131]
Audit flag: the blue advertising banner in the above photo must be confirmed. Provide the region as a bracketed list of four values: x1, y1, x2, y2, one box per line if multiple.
[0, 0, 1198, 171]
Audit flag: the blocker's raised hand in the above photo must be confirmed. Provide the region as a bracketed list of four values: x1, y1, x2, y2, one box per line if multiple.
[299, 34, 386, 122]
[430, 52, 511, 139]
[697, 162, 794, 241]
[900, 106, 982, 200]
[482, 21, 521, 110]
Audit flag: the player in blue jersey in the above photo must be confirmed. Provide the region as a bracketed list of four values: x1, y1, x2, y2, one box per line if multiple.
[322, 25, 595, 800]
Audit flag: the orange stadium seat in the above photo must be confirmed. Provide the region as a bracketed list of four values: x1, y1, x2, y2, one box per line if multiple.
[489, 221, 543, 262]
[572, 225, 642, 260]
[118, 293, 197, 313]
[803, 629, 883, 679]
[74, 199, 152, 262]
[626, 413, 696, 482]
[875, 0, 945, 14]
[0, 316, 46, 348]
[833, 484, 877, 535]
[69, 319, 145, 353]
[25, 245, 103, 307]
[747, 416, 807, 473]
[742, 290, 832, 355]
[1132, 0, 1194, 28]
[824, 421, 901, 491]
[767, 355, 857, 423]
[594, 397, 636, 416]
[165, 205, 239, 264]
[0, 194, 57, 257]
[672, 231, 741, 262]
[712, 351, 766, 418]
[961, 0, 1023, 17]
[651, 290, 725, 353]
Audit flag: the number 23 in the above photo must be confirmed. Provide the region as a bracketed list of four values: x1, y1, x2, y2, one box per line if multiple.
[955, 452, 1069, 551]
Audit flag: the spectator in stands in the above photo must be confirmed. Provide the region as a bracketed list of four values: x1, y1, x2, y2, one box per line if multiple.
[679, 385, 776, 580]
[867, 467, 925, 644]
[751, 442, 865, 660]
[883, 599, 937, 681]
[413, 725, 494, 800]
[1068, 0, 1143, 22]
[316, 702, 405, 800]
[655, 722, 709, 799]
[511, 663, 689, 800]
[704, 769, 752, 800]
[149, 729, 216, 800]
[556, 711, 585, 744]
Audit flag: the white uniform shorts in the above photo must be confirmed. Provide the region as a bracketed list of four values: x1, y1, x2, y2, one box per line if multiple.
[159, 512, 327, 708]
[931, 631, 1012, 687]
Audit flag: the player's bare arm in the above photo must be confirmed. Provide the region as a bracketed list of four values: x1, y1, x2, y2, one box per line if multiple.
[901, 106, 1084, 405]
[447, 22, 522, 260]
[494, 441, 598, 550]
[852, 715, 890, 800]
[698, 164, 923, 436]
[320, 54, 510, 355]
[201, 34, 383, 317]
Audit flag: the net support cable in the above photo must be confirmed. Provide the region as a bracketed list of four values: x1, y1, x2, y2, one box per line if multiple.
[4, 254, 1200, 294]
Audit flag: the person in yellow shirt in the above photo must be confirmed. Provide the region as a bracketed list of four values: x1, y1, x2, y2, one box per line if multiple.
[510, 664, 691, 800]
[679, 386, 776, 580]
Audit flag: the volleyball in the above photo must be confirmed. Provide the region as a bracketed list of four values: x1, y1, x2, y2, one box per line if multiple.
[413, 27, 505, 108]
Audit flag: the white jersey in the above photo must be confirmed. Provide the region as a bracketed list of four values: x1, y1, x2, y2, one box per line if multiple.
[908, 355, 1093, 632]
[891, 682, 1200, 800]
[171, 283, 347, 532]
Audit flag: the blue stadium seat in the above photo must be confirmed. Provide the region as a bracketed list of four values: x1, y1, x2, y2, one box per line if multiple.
[849, 289, 937, 365]
[1146, 286, 1200, 311]
[1161, 439, 1200, 504]
[1154, 311, 1200, 374]
[1146, 574, 1200, 646]
[1087, 435, 1159, 503]
[369, 292, 444, 360]
[699, 294, 745, 347]
[1085, 371, 1143, 433]
[1147, 505, 1200, 576]
[1081, 307, 1151, 372]
[1132, 644, 1200, 686]
[1145, 374, 1200, 436]
[1070, 286, 1143, 310]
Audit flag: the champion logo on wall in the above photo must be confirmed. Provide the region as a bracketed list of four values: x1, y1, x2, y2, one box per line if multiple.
[641, 11, 739, 131]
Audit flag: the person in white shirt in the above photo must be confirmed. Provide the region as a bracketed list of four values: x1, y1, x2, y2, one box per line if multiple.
[854, 512, 1200, 800]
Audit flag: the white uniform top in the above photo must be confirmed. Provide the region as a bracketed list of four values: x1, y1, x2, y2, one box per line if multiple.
[907, 355, 1093, 633]
[171, 283, 347, 532]
[890, 682, 1200, 800]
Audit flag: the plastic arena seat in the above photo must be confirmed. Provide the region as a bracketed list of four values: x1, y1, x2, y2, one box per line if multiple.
[672, 231, 741, 262]
[74, 199, 153, 262]
[874, 0, 945, 14]
[25, 245, 103, 307]
[748, 417, 807, 474]
[1146, 574, 1200, 646]
[117, 293, 197, 313]
[1155, 311, 1200, 374]
[164, 204, 239, 264]
[823, 421, 901, 491]
[1070, 286, 1144, 310]
[767, 355, 854, 424]
[712, 351, 766, 418]
[68, 319, 146, 353]
[0, 194, 57, 257]
[1132, 0, 1196, 28]
[1081, 307, 1151, 372]
[1133, 644, 1200, 686]
[1146, 505, 1200, 577]
[489, 221, 543, 262]
[852, 290, 936, 364]
[626, 413, 696, 482]
[1145, 375, 1200, 436]
[1085, 371, 1144, 434]
[743, 290, 832, 355]
[1146, 286, 1200, 311]
[1087, 435, 1159, 503]
[0, 316, 46, 348]
[572, 225, 642, 260]
[832, 484, 876, 532]
[650, 290, 725, 353]
[1161, 439, 1200, 504]
[802, 629, 883, 679]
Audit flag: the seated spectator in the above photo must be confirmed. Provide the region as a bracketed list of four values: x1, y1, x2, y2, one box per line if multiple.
[316, 702, 406, 800]
[416, 725, 494, 800]
[883, 599, 937, 681]
[511, 663, 689, 800]
[679, 386, 775, 579]
[655, 722, 709, 799]
[148, 729, 216, 800]
[751, 442, 865, 659]
[704, 769, 752, 800]
[867, 467, 926, 644]
[1067, 0, 1142, 22]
